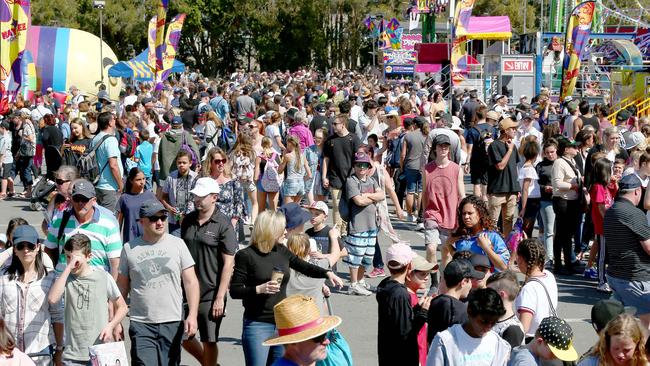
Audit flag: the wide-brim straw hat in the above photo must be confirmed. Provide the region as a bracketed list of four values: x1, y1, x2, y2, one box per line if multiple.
[262, 295, 342, 346]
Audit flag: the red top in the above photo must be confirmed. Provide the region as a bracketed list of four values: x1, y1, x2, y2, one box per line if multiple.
[409, 291, 428, 366]
[424, 161, 461, 230]
[590, 182, 617, 235]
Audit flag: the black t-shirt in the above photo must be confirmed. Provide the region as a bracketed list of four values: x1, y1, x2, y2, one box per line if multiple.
[487, 139, 521, 194]
[181, 209, 238, 302]
[181, 109, 198, 131]
[427, 294, 468, 344]
[41, 125, 63, 148]
[309, 115, 333, 136]
[580, 115, 600, 132]
[305, 225, 343, 254]
[536, 158, 555, 201]
[322, 132, 361, 189]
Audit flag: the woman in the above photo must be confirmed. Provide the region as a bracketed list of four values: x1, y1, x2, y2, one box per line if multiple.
[40, 114, 64, 180]
[536, 139, 558, 267]
[442, 195, 510, 271]
[203, 111, 225, 158]
[518, 137, 541, 237]
[230, 210, 343, 366]
[15, 116, 36, 199]
[61, 118, 92, 166]
[203, 147, 245, 230]
[117, 167, 156, 243]
[428, 91, 447, 123]
[578, 314, 648, 366]
[265, 111, 285, 153]
[304, 128, 325, 204]
[231, 133, 259, 225]
[552, 136, 585, 275]
[278, 136, 311, 204]
[586, 127, 629, 178]
[0, 225, 63, 366]
[41, 165, 77, 235]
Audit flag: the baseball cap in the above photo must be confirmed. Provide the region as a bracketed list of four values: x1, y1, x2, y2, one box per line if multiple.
[434, 134, 451, 146]
[591, 300, 636, 332]
[624, 131, 645, 150]
[354, 152, 372, 164]
[537, 317, 579, 362]
[444, 258, 485, 285]
[616, 109, 631, 122]
[315, 104, 326, 113]
[12, 225, 39, 245]
[619, 174, 642, 190]
[520, 95, 528, 100]
[304, 201, 328, 216]
[469, 253, 491, 270]
[499, 118, 518, 131]
[451, 116, 463, 131]
[411, 255, 436, 272]
[486, 111, 500, 121]
[386, 243, 416, 269]
[46, 87, 53, 92]
[495, 94, 507, 101]
[171, 116, 183, 125]
[199, 91, 210, 98]
[520, 112, 533, 120]
[190, 177, 221, 197]
[71, 179, 96, 199]
[139, 199, 168, 218]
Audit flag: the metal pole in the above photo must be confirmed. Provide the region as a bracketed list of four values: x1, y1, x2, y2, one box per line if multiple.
[99, 9, 104, 83]
[523, 0, 528, 34]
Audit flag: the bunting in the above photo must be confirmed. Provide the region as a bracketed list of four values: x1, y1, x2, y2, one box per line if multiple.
[0, 0, 30, 109]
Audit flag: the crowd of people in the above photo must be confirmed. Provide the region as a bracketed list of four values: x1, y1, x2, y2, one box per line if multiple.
[0, 67, 648, 365]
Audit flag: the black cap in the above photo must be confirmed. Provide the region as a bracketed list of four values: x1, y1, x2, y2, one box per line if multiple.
[469, 253, 491, 269]
[619, 174, 642, 190]
[434, 134, 451, 146]
[591, 300, 627, 332]
[139, 199, 168, 218]
[444, 258, 485, 285]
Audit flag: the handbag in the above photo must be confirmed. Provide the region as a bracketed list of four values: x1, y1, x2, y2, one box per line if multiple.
[88, 341, 128, 366]
[561, 157, 590, 213]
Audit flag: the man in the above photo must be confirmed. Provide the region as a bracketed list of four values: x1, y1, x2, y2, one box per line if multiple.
[377, 243, 432, 366]
[236, 87, 256, 121]
[44, 179, 122, 278]
[461, 89, 480, 128]
[180, 178, 237, 366]
[92, 111, 124, 211]
[69, 85, 85, 105]
[209, 86, 230, 123]
[309, 104, 332, 136]
[577, 100, 599, 133]
[515, 112, 543, 148]
[322, 113, 362, 230]
[123, 86, 137, 107]
[262, 295, 342, 366]
[493, 94, 510, 119]
[426, 288, 510, 366]
[358, 99, 380, 144]
[466, 108, 499, 200]
[158, 116, 200, 182]
[603, 174, 650, 329]
[421, 114, 462, 170]
[117, 199, 200, 366]
[487, 118, 520, 237]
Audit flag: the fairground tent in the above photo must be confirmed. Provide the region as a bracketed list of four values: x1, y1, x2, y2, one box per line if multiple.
[108, 49, 185, 80]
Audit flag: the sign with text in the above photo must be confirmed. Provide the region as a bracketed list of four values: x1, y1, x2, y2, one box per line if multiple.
[401, 34, 422, 51]
[501, 59, 534, 74]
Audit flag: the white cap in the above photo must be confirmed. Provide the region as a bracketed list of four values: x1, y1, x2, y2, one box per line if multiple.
[304, 201, 329, 216]
[451, 116, 463, 131]
[190, 177, 220, 197]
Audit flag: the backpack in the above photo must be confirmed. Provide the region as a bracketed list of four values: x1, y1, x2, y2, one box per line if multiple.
[180, 132, 199, 168]
[337, 176, 363, 223]
[470, 125, 495, 163]
[260, 152, 283, 192]
[118, 129, 138, 158]
[77, 134, 113, 184]
[207, 125, 236, 153]
[387, 130, 406, 168]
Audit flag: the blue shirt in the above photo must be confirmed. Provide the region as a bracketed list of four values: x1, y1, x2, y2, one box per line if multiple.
[136, 141, 153, 177]
[453, 230, 510, 271]
[209, 96, 230, 121]
[92, 131, 123, 191]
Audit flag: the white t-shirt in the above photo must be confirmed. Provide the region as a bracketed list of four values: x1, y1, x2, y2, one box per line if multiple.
[518, 164, 541, 199]
[265, 124, 283, 152]
[427, 324, 510, 366]
[515, 270, 558, 337]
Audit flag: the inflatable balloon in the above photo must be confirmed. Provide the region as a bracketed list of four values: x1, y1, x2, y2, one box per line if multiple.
[24, 26, 122, 100]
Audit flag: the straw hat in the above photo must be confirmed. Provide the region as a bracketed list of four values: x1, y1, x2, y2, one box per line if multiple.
[262, 295, 342, 346]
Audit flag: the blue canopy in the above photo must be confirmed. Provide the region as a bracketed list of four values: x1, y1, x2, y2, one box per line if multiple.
[108, 49, 185, 80]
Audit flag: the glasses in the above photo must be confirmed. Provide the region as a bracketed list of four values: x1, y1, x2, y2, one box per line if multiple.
[55, 178, 70, 186]
[474, 266, 490, 273]
[212, 158, 227, 165]
[72, 195, 91, 204]
[147, 215, 168, 223]
[310, 332, 329, 344]
[15, 242, 38, 251]
[355, 163, 370, 169]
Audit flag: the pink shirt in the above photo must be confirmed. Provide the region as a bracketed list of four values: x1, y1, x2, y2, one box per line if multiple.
[590, 182, 617, 235]
[288, 124, 315, 151]
[424, 161, 461, 230]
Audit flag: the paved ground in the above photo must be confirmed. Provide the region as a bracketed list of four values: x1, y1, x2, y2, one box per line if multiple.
[2, 183, 609, 365]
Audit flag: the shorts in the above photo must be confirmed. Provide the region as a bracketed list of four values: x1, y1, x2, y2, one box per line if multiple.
[282, 178, 305, 197]
[424, 221, 450, 246]
[242, 180, 256, 193]
[1, 163, 12, 179]
[607, 274, 650, 315]
[404, 168, 422, 194]
[343, 229, 378, 269]
[470, 169, 488, 185]
[186, 301, 225, 343]
[129, 320, 183, 366]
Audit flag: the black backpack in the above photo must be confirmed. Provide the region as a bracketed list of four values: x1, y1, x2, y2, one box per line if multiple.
[470, 125, 495, 163]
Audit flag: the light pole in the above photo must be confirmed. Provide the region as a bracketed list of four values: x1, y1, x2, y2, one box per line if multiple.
[93, 0, 106, 84]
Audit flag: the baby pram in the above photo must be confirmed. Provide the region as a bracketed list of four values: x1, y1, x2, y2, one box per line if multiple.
[29, 176, 56, 211]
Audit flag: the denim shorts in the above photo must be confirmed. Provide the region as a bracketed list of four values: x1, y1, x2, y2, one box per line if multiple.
[607, 274, 650, 314]
[404, 168, 422, 193]
[282, 178, 305, 197]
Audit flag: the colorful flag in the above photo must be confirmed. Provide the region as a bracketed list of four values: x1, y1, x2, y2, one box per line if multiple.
[560, 1, 596, 103]
[451, 0, 475, 84]
[160, 13, 185, 80]
[387, 18, 400, 31]
[0, 0, 31, 105]
[147, 16, 157, 70]
[155, 0, 168, 72]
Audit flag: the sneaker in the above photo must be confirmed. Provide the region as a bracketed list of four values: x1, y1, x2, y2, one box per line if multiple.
[359, 279, 376, 292]
[416, 222, 425, 231]
[348, 282, 372, 296]
[367, 268, 386, 278]
[583, 267, 598, 280]
[596, 283, 613, 293]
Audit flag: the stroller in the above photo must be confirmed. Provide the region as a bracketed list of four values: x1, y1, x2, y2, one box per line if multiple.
[29, 176, 56, 211]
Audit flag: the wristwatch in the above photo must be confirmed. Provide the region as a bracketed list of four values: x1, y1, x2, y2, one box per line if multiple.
[55, 345, 64, 352]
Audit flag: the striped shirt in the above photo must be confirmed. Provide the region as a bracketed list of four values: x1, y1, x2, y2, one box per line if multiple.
[44, 207, 122, 273]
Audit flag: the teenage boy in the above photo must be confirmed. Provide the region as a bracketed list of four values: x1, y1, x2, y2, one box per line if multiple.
[427, 258, 484, 344]
[343, 152, 384, 296]
[487, 270, 525, 347]
[376, 243, 432, 366]
[48, 233, 128, 365]
[427, 288, 510, 366]
[509, 317, 578, 365]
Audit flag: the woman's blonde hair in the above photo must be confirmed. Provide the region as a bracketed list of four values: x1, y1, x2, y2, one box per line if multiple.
[261, 136, 274, 156]
[286, 135, 303, 171]
[251, 210, 286, 253]
[206, 111, 224, 129]
[591, 314, 647, 366]
[202, 147, 230, 178]
[287, 233, 310, 259]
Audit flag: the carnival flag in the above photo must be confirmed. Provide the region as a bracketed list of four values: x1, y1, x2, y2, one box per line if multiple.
[160, 13, 185, 80]
[155, 0, 168, 72]
[451, 0, 475, 84]
[147, 16, 157, 70]
[560, 1, 596, 103]
[0, 0, 30, 103]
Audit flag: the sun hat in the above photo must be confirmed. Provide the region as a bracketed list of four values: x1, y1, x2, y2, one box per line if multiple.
[190, 177, 221, 197]
[278, 202, 312, 230]
[498, 118, 518, 131]
[386, 243, 416, 269]
[263, 295, 342, 346]
[537, 317, 579, 362]
[451, 116, 463, 131]
[486, 110, 500, 121]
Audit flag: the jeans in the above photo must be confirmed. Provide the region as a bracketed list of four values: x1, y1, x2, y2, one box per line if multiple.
[539, 200, 555, 262]
[552, 197, 580, 269]
[17, 156, 34, 187]
[241, 318, 283, 366]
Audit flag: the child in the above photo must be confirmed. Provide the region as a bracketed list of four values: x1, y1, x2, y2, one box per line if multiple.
[134, 129, 154, 190]
[279, 135, 311, 204]
[518, 137, 541, 238]
[578, 314, 648, 366]
[48, 234, 128, 365]
[304, 201, 345, 261]
[509, 316, 579, 365]
[613, 158, 625, 180]
[487, 270, 525, 347]
[514, 238, 558, 340]
[255, 136, 281, 212]
[585, 158, 617, 293]
[160, 150, 197, 236]
[116, 167, 156, 243]
[0, 319, 34, 366]
[0, 122, 13, 200]
[231, 133, 258, 224]
[405, 256, 436, 366]
[427, 258, 484, 344]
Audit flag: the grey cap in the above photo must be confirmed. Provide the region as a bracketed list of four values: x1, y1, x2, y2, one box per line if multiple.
[71, 179, 96, 199]
[12, 225, 39, 245]
[139, 199, 168, 218]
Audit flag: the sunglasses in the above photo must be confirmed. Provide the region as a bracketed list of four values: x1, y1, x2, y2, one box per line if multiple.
[147, 215, 168, 223]
[355, 163, 370, 169]
[15, 242, 38, 251]
[55, 178, 70, 185]
[310, 332, 329, 344]
[72, 195, 91, 203]
[212, 158, 227, 165]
